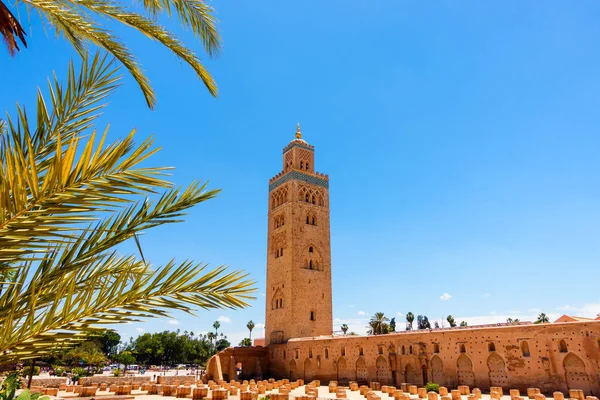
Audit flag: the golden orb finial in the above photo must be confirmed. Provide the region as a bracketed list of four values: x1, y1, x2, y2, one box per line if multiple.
[295, 123, 302, 139]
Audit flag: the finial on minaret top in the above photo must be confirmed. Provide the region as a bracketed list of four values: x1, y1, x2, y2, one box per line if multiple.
[295, 123, 302, 139]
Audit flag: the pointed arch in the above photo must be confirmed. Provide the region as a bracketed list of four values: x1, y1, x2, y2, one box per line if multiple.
[304, 358, 315, 381]
[563, 352, 591, 392]
[457, 354, 475, 387]
[337, 356, 348, 383]
[355, 356, 368, 384]
[487, 353, 508, 387]
[404, 363, 415, 384]
[271, 289, 284, 310]
[376, 355, 392, 384]
[289, 359, 297, 381]
[431, 355, 444, 384]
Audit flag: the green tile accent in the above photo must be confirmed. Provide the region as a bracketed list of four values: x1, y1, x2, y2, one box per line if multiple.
[269, 171, 328, 192]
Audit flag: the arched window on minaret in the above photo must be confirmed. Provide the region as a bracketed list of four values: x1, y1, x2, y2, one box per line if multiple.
[306, 162, 310, 170]
[272, 289, 284, 310]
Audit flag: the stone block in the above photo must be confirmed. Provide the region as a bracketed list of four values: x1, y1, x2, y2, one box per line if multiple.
[239, 391, 257, 400]
[451, 390, 461, 400]
[177, 386, 191, 398]
[472, 389, 482, 400]
[511, 390, 521, 398]
[428, 392, 439, 400]
[491, 387, 503, 396]
[371, 382, 382, 391]
[350, 383, 359, 391]
[212, 389, 229, 400]
[534, 394, 546, 400]
[554, 393, 565, 400]
[439, 387, 448, 396]
[458, 386, 470, 396]
[529, 389, 541, 399]
[418, 388, 427, 399]
[410, 386, 419, 395]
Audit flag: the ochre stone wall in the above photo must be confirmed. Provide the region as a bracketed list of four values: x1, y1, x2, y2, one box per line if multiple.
[156, 375, 196, 385]
[78, 375, 151, 386]
[266, 321, 600, 394]
[30, 377, 67, 388]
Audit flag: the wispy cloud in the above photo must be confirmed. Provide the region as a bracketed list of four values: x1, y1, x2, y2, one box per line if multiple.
[260, 292, 266, 297]
[481, 293, 490, 298]
[357, 311, 366, 316]
[556, 303, 600, 318]
[440, 293, 452, 301]
[218, 316, 232, 323]
[168, 319, 179, 325]
[396, 312, 404, 317]
[136, 328, 146, 333]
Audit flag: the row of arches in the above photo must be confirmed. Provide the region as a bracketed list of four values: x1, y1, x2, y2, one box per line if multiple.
[274, 214, 285, 229]
[272, 289, 284, 310]
[271, 186, 289, 209]
[298, 186, 324, 206]
[287, 352, 591, 392]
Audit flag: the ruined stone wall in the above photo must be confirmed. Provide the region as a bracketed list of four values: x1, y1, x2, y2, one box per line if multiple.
[267, 321, 600, 395]
[30, 377, 68, 388]
[78, 375, 151, 386]
[206, 347, 269, 382]
[156, 375, 196, 385]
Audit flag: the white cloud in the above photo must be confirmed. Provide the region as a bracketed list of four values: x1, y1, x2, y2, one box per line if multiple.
[260, 292, 266, 297]
[396, 312, 404, 317]
[168, 319, 179, 325]
[136, 328, 146, 333]
[556, 303, 600, 318]
[357, 311, 366, 316]
[440, 293, 452, 301]
[558, 305, 577, 311]
[218, 316, 232, 323]
[481, 293, 490, 298]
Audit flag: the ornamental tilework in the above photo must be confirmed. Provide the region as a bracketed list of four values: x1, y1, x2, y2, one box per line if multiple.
[283, 142, 314, 153]
[269, 171, 328, 192]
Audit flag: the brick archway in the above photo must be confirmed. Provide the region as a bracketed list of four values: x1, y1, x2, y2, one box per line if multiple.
[431, 355, 444, 384]
[564, 353, 591, 394]
[356, 356, 368, 384]
[457, 354, 475, 387]
[487, 353, 508, 388]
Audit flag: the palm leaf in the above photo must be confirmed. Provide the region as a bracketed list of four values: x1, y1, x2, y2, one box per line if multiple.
[0, 54, 256, 361]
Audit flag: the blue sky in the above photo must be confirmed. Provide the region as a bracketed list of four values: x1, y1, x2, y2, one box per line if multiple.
[2, 1, 600, 343]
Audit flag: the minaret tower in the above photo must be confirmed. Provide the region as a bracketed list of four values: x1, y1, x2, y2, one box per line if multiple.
[265, 124, 333, 345]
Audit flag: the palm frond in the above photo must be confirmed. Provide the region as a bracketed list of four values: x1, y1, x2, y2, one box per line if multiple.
[0, 0, 27, 55]
[0, 54, 256, 360]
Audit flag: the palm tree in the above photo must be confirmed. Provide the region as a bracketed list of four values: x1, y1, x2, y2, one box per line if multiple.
[247, 320, 255, 342]
[341, 324, 349, 335]
[406, 312, 414, 331]
[459, 321, 468, 327]
[82, 347, 108, 373]
[0, 55, 256, 361]
[0, 0, 220, 108]
[447, 315, 457, 328]
[367, 312, 389, 335]
[535, 313, 550, 324]
[213, 321, 221, 338]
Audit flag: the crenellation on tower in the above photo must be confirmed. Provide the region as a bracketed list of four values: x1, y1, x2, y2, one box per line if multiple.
[265, 125, 333, 345]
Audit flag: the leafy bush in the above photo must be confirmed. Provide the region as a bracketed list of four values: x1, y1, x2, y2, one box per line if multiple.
[425, 383, 439, 393]
[1, 372, 21, 400]
[14, 390, 49, 400]
[71, 367, 87, 377]
[53, 367, 65, 377]
[21, 366, 40, 377]
[113, 369, 121, 377]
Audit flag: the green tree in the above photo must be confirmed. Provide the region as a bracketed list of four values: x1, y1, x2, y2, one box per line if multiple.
[535, 313, 550, 324]
[460, 321, 468, 327]
[406, 312, 414, 331]
[367, 312, 389, 335]
[239, 338, 252, 347]
[0, 55, 256, 362]
[446, 315, 457, 328]
[340, 324, 349, 335]
[213, 321, 221, 339]
[82, 347, 108, 373]
[117, 351, 136, 371]
[98, 331, 121, 357]
[0, 0, 220, 108]
[389, 318, 396, 332]
[246, 320, 255, 342]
